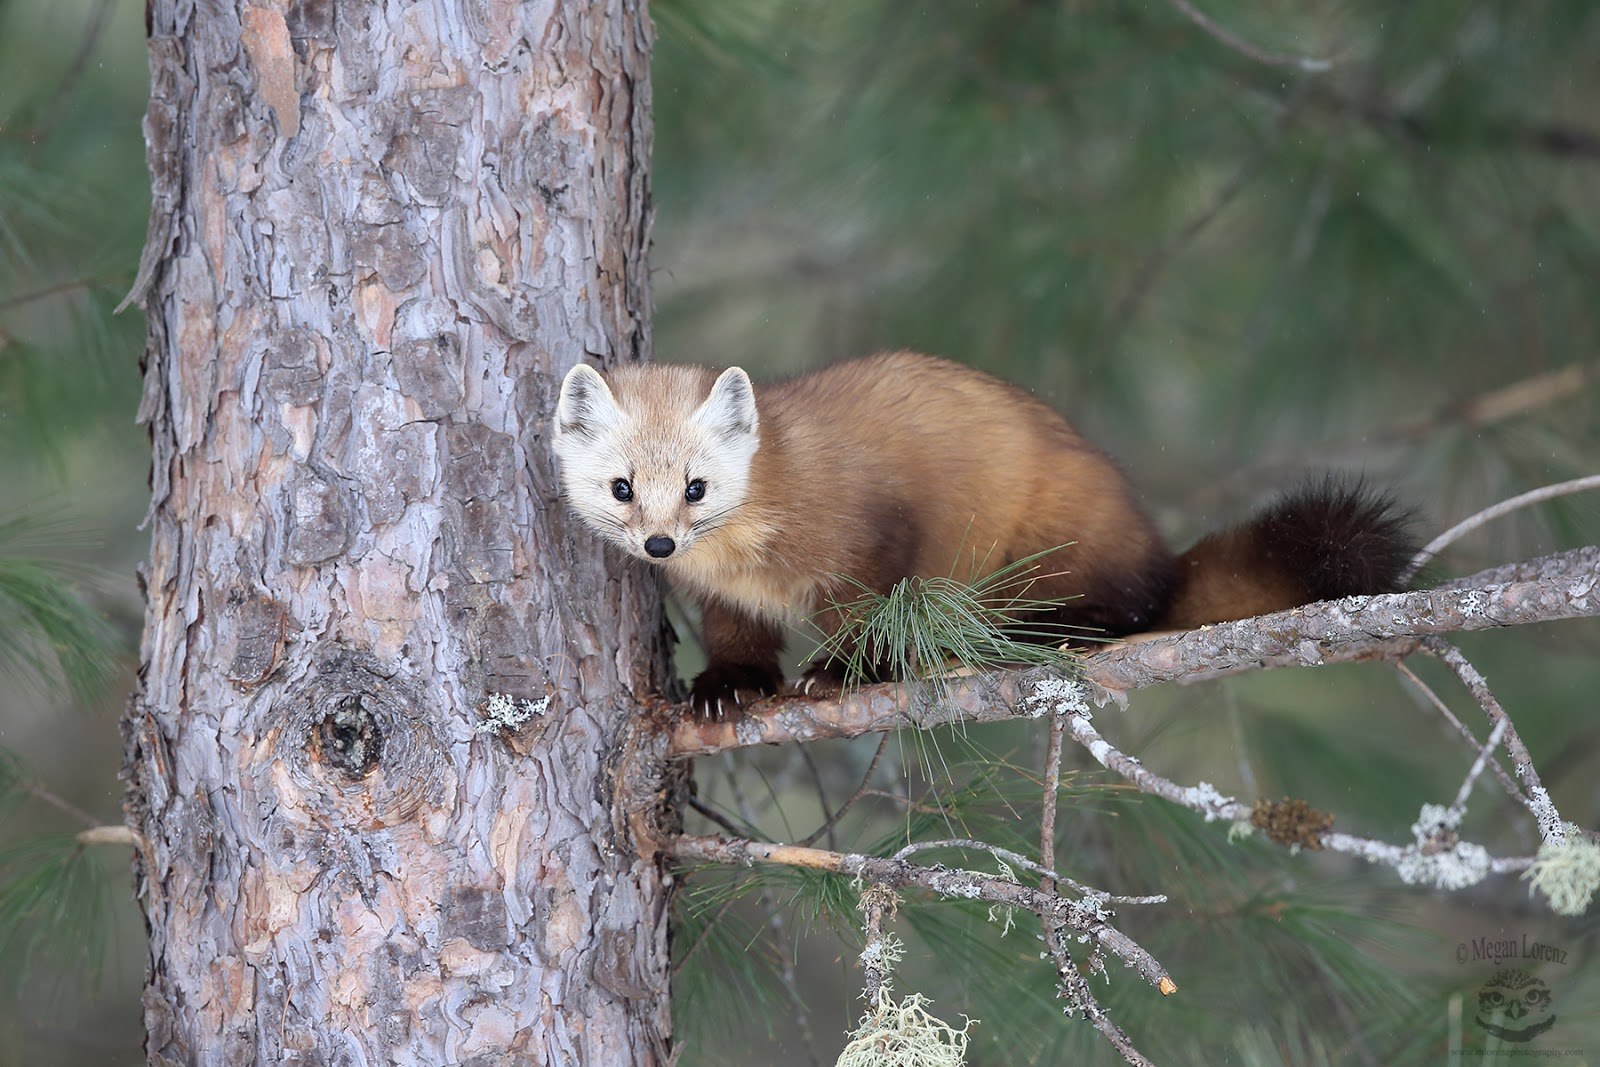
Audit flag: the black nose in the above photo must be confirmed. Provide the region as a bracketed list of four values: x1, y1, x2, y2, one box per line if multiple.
[644, 535, 676, 559]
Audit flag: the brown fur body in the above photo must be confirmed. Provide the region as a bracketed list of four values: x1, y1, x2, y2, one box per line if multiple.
[615, 352, 1173, 634]
[555, 352, 1411, 715]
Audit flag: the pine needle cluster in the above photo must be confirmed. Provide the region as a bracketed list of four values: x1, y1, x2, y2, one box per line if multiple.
[811, 549, 1084, 696]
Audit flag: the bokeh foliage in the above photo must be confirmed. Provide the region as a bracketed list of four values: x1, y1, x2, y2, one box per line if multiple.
[652, 2, 1599, 1064]
[1, 0, 1597, 1063]
[0, 0, 151, 1061]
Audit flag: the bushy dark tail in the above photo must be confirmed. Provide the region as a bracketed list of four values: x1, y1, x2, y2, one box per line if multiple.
[1157, 478, 1415, 630]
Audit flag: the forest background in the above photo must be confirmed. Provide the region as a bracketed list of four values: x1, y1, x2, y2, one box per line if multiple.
[1, 0, 1596, 1063]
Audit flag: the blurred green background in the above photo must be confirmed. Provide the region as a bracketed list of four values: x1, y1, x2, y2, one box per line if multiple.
[2, 0, 1597, 1063]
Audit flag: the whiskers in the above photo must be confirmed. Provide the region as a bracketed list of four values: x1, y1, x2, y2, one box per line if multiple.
[690, 500, 750, 539]
[580, 511, 635, 549]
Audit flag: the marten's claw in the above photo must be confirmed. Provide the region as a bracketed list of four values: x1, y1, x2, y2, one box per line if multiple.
[689, 663, 781, 721]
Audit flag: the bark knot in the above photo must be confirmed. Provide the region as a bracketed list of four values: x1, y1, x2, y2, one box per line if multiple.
[273, 651, 448, 827]
[313, 692, 384, 778]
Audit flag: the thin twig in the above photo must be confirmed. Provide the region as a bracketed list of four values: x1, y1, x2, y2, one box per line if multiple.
[1423, 638, 1566, 842]
[1033, 680, 1539, 878]
[1447, 364, 1593, 429]
[889, 838, 1164, 905]
[1164, 0, 1338, 73]
[798, 734, 888, 848]
[686, 794, 747, 839]
[770, 908, 820, 1067]
[1048, 925, 1159, 1066]
[1038, 711, 1068, 1013]
[795, 744, 837, 851]
[1326, 85, 1600, 164]
[1450, 716, 1509, 815]
[0, 277, 97, 314]
[670, 833, 1178, 994]
[1040, 713, 1066, 890]
[27, 0, 116, 147]
[17, 778, 101, 829]
[718, 757, 821, 1065]
[1402, 474, 1600, 580]
[1393, 661, 1525, 804]
[1035, 712, 1159, 1066]
[858, 883, 896, 1006]
[1222, 686, 1260, 795]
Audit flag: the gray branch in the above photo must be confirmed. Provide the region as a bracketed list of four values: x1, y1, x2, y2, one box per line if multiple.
[670, 834, 1176, 995]
[667, 547, 1599, 756]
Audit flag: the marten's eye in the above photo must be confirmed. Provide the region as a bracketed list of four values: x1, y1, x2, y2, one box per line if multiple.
[611, 479, 633, 502]
[685, 479, 706, 503]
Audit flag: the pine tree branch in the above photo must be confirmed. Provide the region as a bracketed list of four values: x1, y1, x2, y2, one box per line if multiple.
[797, 734, 887, 848]
[1423, 637, 1568, 843]
[16, 777, 102, 829]
[1402, 475, 1600, 581]
[686, 794, 747, 838]
[890, 838, 1165, 905]
[639, 547, 1598, 1065]
[666, 548, 1599, 757]
[669, 833, 1178, 995]
[1027, 677, 1542, 880]
[1042, 706, 1161, 1067]
[1393, 661, 1525, 804]
[1048, 924, 1157, 1067]
[1431, 545, 1598, 590]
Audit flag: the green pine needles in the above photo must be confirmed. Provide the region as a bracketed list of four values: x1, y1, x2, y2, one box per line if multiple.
[0, 516, 117, 701]
[810, 547, 1088, 696]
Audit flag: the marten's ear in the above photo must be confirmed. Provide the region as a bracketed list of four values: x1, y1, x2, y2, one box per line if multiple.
[692, 367, 759, 440]
[555, 364, 623, 438]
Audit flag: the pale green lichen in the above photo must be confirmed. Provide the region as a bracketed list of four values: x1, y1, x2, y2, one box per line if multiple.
[835, 992, 975, 1067]
[859, 932, 905, 976]
[477, 692, 550, 733]
[1522, 827, 1600, 916]
[1182, 780, 1234, 821]
[1395, 841, 1490, 890]
[985, 859, 1017, 936]
[1395, 803, 1489, 890]
[1028, 677, 1092, 718]
[1066, 893, 1111, 926]
[1411, 802, 1462, 839]
[1526, 784, 1565, 843]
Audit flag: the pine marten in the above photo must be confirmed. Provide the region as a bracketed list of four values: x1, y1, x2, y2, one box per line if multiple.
[551, 352, 1412, 718]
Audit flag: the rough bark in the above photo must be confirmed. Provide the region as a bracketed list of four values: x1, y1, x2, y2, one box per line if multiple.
[121, 1, 670, 1063]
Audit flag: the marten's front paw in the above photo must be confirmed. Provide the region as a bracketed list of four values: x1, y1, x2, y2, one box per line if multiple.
[689, 663, 781, 720]
[797, 660, 848, 698]
[799, 657, 895, 697]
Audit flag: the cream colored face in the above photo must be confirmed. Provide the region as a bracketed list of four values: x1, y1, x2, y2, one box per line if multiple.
[551, 364, 760, 564]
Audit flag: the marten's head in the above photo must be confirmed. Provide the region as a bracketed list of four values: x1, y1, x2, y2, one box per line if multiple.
[552, 363, 759, 564]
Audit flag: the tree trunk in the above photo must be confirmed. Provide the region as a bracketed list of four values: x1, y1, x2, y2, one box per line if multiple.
[121, 1, 669, 1062]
